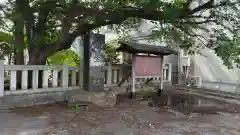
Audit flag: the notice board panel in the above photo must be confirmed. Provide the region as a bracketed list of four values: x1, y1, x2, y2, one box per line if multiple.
[135, 55, 162, 76]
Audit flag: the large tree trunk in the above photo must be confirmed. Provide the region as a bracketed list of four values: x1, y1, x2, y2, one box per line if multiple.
[14, 0, 25, 65]
[14, 52, 24, 89]
[28, 51, 48, 88]
[14, 0, 26, 89]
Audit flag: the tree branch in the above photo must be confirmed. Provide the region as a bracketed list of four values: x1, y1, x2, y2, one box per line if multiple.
[34, 0, 58, 36]
[22, 0, 35, 53]
[184, 17, 217, 24]
[39, 0, 239, 62]
[190, 0, 238, 14]
[190, 0, 214, 14]
[43, 7, 131, 59]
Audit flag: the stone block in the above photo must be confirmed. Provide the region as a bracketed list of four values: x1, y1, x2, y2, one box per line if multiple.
[91, 91, 116, 107]
[72, 91, 117, 107]
[0, 90, 78, 109]
[72, 92, 92, 102]
[0, 89, 116, 109]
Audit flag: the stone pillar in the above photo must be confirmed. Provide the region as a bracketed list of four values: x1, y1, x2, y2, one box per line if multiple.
[89, 33, 105, 92]
[0, 60, 4, 97]
[78, 37, 83, 87]
[61, 63, 69, 89]
[81, 33, 105, 92]
[81, 33, 90, 91]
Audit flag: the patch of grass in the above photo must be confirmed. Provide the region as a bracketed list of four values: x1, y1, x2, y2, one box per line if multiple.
[72, 105, 80, 110]
[137, 89, 155, 100]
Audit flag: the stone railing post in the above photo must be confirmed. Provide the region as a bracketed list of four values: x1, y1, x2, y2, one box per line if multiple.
[107, 62, 112, 85]
[62, 63, 69, 89]
[0, 60, 4, 97]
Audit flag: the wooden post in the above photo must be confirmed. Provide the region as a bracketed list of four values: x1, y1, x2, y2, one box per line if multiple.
[0, 60, 4, 97]
[163, 68, 166, 81]
[130, 53, 136, 99]
[158, 55, 164, 96]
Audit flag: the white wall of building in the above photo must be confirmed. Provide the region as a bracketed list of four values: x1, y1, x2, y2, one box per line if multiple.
[192, 48, 240, 83]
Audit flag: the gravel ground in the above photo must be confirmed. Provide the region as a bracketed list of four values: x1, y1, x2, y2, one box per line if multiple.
[0, 89, 240, 135]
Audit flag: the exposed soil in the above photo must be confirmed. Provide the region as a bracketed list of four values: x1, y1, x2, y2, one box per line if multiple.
[1, 89, 240, 135]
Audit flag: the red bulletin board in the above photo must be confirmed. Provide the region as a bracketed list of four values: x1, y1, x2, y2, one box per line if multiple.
[135, 55, 162, 76]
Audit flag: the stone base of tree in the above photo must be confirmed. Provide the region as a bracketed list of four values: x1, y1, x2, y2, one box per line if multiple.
[0, 85, 158, 109]
[68, 85, 159, 107]
[69, 91, 117, 107]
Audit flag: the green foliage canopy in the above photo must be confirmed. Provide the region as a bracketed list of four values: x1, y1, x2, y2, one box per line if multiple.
[0, 31, 13, 58]
[103, 40, 120, 63]
[47, 49, 80, 66]
[0, 0, 239, 66]
[213, 29, 240, 68]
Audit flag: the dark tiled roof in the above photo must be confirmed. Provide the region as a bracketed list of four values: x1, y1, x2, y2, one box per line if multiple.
[117, 41, 178, 55]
